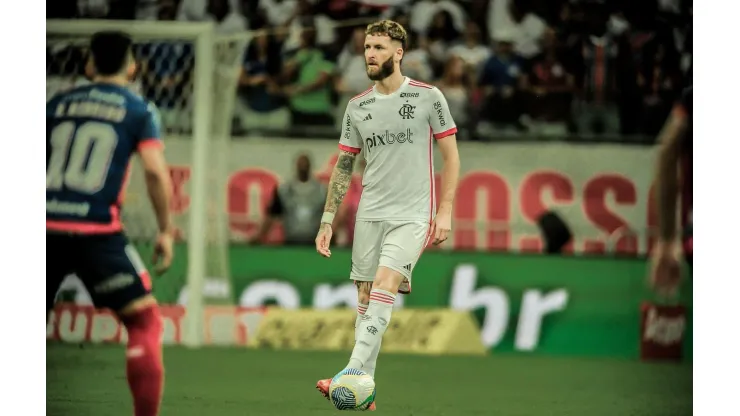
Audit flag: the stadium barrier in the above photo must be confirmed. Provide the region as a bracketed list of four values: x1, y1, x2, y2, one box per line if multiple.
[54, 245, 692, 360]
[639, 302, 687, 361]
[122, 137, 660, 255]
[47, 303, 266, 346]
[249, 308, 486, 356]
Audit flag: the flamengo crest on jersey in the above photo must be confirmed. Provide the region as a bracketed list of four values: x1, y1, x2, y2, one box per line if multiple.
[338, 77, 457, 222]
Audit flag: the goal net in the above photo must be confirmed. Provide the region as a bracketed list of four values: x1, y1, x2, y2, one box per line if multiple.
[46, 20, 249, 346]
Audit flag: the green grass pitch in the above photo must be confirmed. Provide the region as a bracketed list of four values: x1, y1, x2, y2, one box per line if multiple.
[47, 344, 691, 415]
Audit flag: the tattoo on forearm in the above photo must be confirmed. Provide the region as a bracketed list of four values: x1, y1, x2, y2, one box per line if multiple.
[324, 151, 356, 214]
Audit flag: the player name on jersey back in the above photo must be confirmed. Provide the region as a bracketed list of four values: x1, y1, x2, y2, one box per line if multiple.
[339, 77, 457, 222]
[52, 90, 127, 122]
[46, 83, 162, 234]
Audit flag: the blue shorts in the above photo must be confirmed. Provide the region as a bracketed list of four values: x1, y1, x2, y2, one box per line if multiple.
[46, 232, 152, 312]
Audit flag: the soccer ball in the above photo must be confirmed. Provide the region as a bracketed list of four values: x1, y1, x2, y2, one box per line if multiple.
[329, 368, 376, 411]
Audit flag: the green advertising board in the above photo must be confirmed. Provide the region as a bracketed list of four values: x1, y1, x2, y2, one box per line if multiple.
[131, 243, 691, 360]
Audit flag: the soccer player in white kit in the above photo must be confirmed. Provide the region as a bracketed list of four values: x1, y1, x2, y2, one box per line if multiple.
[314, 20, 461, 409]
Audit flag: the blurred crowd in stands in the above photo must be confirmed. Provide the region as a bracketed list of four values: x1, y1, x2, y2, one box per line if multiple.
[48, 0, 692, 142]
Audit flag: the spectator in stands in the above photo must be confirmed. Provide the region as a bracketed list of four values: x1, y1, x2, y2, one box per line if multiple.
[259, 0, 298, 27]
[425, 10, 462, 76]
[410, 0, 467, 36]
[250, 153, 327, 246]
[236, 32, 289, 132]
[335, 26, 373, 124]
[523, 27, 574, 135]
[571, 4, 621, 135]
[77, 0, 110, 18]
[437, 56, 472, 133]
[178, 0, 247, 33]
[50, 0, 689, 142]
[637, 40, 682, 135]
[401, 31, 434, 83]
[281, 29, 336, 126]
[479, 33, 527, 130]
[488, 0, 548, 61]
[282, 0, 337, 54]
[448, 22, 491, 75]
[467, 0, 491, 40]
[136, 0, 162, 20]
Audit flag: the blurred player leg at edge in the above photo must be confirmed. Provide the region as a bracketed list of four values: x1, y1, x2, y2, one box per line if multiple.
[650, 86, 692, 297]
[46, 31, 176, 416]
[314, 20, 461, 410]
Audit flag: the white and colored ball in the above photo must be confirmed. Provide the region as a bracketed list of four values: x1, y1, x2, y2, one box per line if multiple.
[329, 369, 376, 411]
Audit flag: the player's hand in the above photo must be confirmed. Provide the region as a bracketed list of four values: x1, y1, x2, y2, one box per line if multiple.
[649, 240, 683, 298]
[432, 211, 452, 246]
[153, 230, 175, 276]
[315, 223, 333, 258]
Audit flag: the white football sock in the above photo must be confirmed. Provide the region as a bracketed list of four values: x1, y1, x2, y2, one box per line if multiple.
[355, 302, 380, 378]
[363, 337, 382, 378]
[348, 289, 395, 371]
[355, 303, 368, 343]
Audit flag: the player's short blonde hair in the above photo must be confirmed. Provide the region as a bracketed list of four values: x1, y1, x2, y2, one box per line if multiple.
[365, 20, 408, 50]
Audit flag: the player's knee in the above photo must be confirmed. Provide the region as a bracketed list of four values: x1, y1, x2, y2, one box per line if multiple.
[122, 307, 162, 345]
[119, 296, 162, 337]
[119, 294, 158, 317]
[372, 267, 406, 294]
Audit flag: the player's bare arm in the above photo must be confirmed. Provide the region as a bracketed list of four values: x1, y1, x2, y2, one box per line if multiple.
[139, 145, 175, 274]
[650, 106, 688, 295]
[315, 150, 357, 257]
[655, 108, 688, 243]
[433, 134, 461, 245]
[326, 150, 357, 213]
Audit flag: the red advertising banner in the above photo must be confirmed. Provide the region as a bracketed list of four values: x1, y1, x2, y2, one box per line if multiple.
[123, 139, 660, 255]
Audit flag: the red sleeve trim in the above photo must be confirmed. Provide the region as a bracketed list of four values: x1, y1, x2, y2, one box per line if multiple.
[138, 138, 164, 152]
[349, 88, 373, 102]
[409, 79, 434, 89]
[433, 127, 458, 140]
[339, 143, 361, 154]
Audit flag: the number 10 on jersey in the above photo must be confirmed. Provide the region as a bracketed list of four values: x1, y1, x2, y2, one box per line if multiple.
[47, 121, 118, 194]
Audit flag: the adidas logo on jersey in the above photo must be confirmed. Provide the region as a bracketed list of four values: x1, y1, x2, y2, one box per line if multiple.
[362, 114, 373, 121]
[403, 264, 412, 272]
[364, 129, 414, 152]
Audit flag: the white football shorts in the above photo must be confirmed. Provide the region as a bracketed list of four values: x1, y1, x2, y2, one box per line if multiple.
[349, 220, 431, 290]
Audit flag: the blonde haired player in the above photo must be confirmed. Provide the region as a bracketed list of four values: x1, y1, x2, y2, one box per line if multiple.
[314, 20, 461, 409]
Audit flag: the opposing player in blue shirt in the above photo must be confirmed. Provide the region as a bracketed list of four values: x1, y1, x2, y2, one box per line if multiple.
[46, 31, 173, 416]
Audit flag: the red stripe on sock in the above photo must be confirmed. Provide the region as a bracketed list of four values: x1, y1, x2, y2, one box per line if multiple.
[370, 292, 395, 301]
[370, 293, 395, 305]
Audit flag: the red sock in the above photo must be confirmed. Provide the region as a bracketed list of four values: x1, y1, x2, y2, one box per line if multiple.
[122, 306, 164, 416]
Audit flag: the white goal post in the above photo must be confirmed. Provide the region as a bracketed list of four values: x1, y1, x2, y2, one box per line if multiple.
[46, 19, 249, 347]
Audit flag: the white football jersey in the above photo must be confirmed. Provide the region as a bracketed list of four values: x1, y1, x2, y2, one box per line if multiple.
[338, 77, 457, 222]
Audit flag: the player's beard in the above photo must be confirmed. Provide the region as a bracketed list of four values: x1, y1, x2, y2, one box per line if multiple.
[366, 56, 395, 81]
